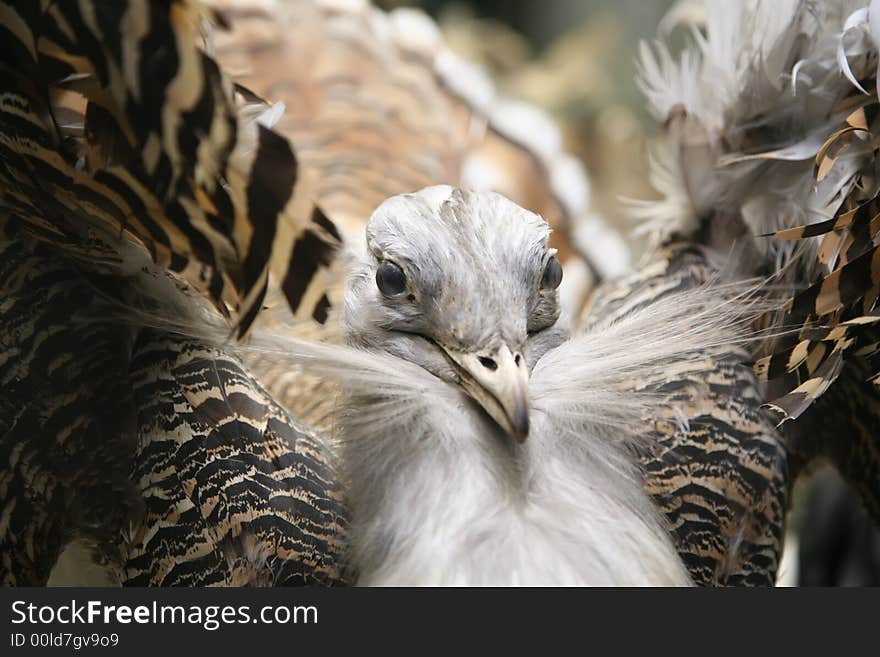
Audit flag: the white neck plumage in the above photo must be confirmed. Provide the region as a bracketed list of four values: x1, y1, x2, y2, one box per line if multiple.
[333, 280, 763, 586]
[339, 389, 692, 586]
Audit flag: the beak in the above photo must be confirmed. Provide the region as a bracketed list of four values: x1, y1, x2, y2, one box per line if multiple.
[441, 343, 530, 442]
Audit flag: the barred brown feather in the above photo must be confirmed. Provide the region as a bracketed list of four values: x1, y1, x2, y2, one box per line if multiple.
[0, 0, 349, 587]
[0, 0, 340, 337]
[582, 243, 788, 586]
[122, 332, 348, 586]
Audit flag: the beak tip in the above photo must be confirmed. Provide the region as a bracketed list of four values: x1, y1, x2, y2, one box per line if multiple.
[514, 408, 530, 443]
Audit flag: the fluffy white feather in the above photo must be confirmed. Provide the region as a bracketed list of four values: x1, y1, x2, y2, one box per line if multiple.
[637, 0, 875, 274]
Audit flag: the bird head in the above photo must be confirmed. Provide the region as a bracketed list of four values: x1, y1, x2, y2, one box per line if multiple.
[343, 185, 567, 442]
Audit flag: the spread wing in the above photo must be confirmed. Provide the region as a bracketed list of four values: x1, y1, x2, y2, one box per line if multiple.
[634, 1, 880, 556]
[0, 0, 347, 586]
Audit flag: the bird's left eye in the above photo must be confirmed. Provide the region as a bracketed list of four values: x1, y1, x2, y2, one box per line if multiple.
[540, 255, 563, 290]
[376, 261, 408, 296]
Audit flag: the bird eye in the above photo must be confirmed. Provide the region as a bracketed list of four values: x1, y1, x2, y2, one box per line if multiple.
[540, 255, 563, 290]
[376, 261, 408, 296]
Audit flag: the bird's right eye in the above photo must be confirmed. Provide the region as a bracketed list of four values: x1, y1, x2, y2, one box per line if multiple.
[376, 261, 408, 296]
[540, 255, 563, 290]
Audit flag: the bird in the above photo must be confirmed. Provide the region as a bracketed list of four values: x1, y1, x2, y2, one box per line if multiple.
[5, 0, 880, 588]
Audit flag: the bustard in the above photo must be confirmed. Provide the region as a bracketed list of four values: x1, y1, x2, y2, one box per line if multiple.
[6, 0, 880, 588]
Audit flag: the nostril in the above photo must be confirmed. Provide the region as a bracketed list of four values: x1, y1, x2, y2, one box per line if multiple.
[478, 356, 498, 371]
[514, 353, 521, 366]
